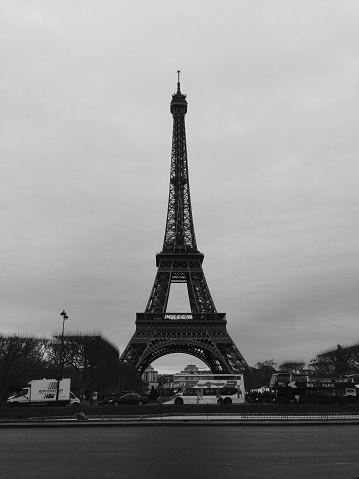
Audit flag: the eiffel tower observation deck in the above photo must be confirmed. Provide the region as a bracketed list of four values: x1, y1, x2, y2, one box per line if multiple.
[120, 73, 249, 375]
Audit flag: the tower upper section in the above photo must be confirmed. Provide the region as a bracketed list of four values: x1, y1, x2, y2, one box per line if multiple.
[162, 73, 198, 253]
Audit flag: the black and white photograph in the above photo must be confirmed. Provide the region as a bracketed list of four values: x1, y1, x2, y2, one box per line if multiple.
[1, 1, 359, 478]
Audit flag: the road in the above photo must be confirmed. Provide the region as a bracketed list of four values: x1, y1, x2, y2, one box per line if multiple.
[1, 425, 358, 478]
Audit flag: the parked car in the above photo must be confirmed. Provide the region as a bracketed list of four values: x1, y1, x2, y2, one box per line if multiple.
[111, 393, 148, 406]
[98, 392, 130, 406]
[98, 397, 114, 406]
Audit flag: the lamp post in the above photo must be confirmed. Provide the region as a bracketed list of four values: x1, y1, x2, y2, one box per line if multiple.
[56, 310, 68, 404]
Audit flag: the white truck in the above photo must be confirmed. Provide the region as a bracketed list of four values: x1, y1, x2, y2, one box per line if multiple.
[6, 378, 80, 406]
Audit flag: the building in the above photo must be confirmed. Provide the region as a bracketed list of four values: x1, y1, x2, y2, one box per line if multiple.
[174, 364, 212, 382]
[142, 365, 158, 391]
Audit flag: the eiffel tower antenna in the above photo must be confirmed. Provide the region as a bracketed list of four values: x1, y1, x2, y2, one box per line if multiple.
[120, 74, 249, 375]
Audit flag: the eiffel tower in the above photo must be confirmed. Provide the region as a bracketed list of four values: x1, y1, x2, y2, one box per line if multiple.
[120, 73, 249, 375]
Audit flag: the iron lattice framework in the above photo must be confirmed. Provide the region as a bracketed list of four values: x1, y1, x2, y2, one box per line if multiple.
[120, 75, 249, 375]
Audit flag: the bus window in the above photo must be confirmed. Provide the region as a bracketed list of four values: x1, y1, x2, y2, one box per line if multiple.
[203, 388, 217, 396]
[219, 388, 237, 396]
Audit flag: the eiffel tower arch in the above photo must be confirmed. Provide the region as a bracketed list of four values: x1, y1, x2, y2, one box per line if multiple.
[120, 73, 249, 375]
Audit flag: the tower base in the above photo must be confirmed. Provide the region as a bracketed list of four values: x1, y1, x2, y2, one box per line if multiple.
[120, 313, 249, 375]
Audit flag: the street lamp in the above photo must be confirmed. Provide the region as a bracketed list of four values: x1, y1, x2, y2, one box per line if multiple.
[56, 310, 68, 404]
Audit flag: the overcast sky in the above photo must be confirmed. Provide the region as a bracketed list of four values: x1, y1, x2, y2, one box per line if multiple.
[2, 1, 359, 374]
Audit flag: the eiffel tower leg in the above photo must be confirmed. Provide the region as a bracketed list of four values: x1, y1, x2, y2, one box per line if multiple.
[187, 268, 216, 314]
[145, 270, 171, 313]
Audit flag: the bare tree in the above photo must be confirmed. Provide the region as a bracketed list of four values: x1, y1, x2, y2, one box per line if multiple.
[278, 361, 306, 372]
[48, 332, 120, 400]
[251, 359, 278, 387]
[0, 334, 49, 401]
[310, 344, 358, 377]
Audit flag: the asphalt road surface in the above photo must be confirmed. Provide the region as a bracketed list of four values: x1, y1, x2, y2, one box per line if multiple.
[1, 425, 358, 479]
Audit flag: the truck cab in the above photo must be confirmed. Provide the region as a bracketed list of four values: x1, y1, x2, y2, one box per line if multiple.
[6, 387, 30, 406]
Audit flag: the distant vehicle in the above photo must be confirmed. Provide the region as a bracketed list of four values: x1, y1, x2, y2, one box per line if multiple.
[159, 374, 245, 405]
[246, 387, 274, 403]
[270, 373, 358, 404]
[98, 392, 131, 406]
[111, 393, 148, 406]
[98, 397, 114, 406]
[6, 379, 80, 407]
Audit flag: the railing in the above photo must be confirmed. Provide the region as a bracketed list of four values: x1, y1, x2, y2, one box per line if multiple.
[136, 313, 226, 322]
[0, 405, 82, 420]
[1, 403, 359, 421]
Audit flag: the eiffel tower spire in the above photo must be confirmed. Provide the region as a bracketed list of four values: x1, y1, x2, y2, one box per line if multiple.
[120, 75, 249, 375]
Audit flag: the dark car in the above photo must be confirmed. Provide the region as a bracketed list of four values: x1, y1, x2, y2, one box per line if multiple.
[111, 393, 148, 406]
[98, 392, 131, 406]
[98, 397, 114, 406]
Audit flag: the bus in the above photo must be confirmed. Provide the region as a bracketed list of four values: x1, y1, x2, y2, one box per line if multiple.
[159, 374, 245, 405]
[269, 373, 358, 405]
